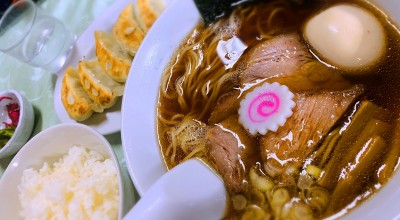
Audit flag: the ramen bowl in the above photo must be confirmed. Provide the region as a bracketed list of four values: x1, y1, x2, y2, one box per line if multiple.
[121, 0, 400, 219]
[0, 123, 135, 219]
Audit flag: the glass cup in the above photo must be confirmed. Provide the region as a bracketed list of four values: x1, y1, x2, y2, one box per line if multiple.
[0, 0, 76, 72]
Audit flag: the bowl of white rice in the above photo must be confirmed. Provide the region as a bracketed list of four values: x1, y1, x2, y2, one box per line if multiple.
[0, 123, 135, 220]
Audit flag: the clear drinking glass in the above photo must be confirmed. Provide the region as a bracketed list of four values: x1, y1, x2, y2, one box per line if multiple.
[0, 0, 76, 72]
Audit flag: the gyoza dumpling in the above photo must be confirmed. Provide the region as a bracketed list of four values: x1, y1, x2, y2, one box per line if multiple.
[61, 67, 103, 121]
[112, 3, 145, 57]
[78, 59, 124, 109]
[135, 0, 165, 31]
[95, 31, 132, 83]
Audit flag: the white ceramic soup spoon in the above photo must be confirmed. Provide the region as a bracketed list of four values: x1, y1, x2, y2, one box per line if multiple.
[123, 158, 227, 220]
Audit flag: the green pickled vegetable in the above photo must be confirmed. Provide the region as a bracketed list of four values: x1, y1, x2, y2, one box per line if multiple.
[0, 96, 20, 149]
[0, 126, 15, 148]
[0, 127, 14, 137]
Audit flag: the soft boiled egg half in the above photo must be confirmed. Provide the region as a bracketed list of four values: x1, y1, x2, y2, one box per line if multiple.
[304, 4, 386, 70]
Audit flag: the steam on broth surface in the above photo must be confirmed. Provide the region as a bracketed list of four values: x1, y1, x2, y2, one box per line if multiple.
[156, 0, 400, 219]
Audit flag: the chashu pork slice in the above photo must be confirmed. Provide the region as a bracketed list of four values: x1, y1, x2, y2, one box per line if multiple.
[261, 85, 364, 179]
[207, 115, 259, 193]
[238, 33, 312, 84]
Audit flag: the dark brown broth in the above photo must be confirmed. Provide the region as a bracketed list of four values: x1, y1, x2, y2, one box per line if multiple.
[157, 0, 400, 219]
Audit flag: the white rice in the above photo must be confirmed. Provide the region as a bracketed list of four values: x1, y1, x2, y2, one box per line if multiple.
[18, 146, 119, 220]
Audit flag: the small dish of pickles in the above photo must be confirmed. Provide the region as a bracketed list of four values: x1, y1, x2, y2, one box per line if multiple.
[0, 90, 34, 158]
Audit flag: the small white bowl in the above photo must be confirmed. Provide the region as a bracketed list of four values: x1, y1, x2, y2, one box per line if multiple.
[0, 123, 135, 220]
[0, 90, 34, 159]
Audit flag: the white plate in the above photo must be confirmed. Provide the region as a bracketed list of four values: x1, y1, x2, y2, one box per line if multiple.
[53, 0, 132, 135]
[121, 0, 400, 219]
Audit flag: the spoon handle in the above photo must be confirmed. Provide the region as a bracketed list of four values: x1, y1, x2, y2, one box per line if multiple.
[123, 159, 226, 220]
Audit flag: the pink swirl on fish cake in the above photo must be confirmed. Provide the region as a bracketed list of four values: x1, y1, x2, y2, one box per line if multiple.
[248, 93, 280, 122]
